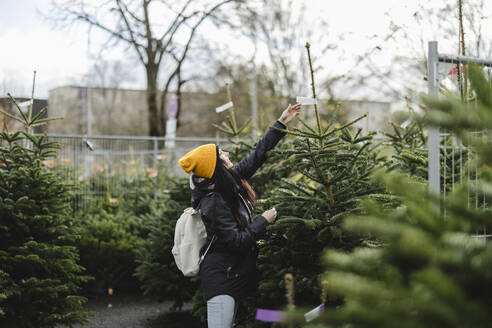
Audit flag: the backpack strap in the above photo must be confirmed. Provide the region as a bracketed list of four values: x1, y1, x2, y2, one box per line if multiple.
[199, 234, 216, 265]
[198, 192, 216, 265]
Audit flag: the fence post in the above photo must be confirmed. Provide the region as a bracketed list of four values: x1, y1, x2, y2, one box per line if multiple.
[427, 41, 440, 197]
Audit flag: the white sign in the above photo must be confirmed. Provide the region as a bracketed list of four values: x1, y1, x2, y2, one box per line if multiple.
[165, 118, 177, 148]
[84, 139, 94, 151]
[400, 119, 412, 128]
[167, 96, 178, 118]
[296, 96, 318, 106]
[18, 100, 33, 107]
[216, 101, 233, 113]
[304, 304, 324, 322]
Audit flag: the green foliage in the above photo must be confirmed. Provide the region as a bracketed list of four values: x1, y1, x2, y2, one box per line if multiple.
[134, 176, 195, 310]
[208, 50, 391, 325]
[384, 120, 428, 180]
[252, 44, 388, 314]
[268, 127, 382, 219]
[384, 120, 426, 154]
[317, 65, 492, 327]
[256, 122, 385, 313]
[74, 197, 142, 294]
[67, 158, 178, 296]
[383, 111, 473, 196]
[0, 269, 10, 318]
[0, 93, 91, 327]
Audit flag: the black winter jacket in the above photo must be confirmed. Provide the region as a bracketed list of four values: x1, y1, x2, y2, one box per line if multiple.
[190, 120, 286, 302]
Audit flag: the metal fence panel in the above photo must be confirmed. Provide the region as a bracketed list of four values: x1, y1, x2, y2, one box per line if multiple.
[427, 41, 492, 238]
[40, 134, 231, 213]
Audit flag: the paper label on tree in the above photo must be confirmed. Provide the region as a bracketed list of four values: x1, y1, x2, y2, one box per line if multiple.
[216, 101, 233, 113]
[18, 100, 33, 107]
[304, 304, 325, 322]
[84, 139, 94, 151]
[400, 119, 412, 128]
[296, 96, 318, 105]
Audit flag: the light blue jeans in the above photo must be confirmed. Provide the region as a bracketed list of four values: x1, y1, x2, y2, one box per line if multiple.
[207, 294, 237, 328]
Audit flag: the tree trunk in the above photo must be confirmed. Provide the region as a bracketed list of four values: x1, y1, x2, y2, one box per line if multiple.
[159, 72, 176, 136]
[176, 66, 183, 130]
[146, 65, 161, 136]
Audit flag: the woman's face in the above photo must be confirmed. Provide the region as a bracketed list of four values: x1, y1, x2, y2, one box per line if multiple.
[219, 149, 233, 169]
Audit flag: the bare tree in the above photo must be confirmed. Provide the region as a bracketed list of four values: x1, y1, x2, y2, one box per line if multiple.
[235, 0, 316, 101]
[345, 0, 492, 105]
[46, 0, 237, 136]
[79, 58, 137, 134]
[83, 59, 134, 90]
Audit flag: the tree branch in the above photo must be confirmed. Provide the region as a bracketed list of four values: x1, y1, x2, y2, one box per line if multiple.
[115, 0, 146, 64]
[61, 6, 147, 53]
[156, 0, 235, 66]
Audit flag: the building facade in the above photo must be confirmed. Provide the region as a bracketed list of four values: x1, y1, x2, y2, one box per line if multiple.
[47, 85, 392, 137]
[341, 99, 392, 134]
[47, 86, 220, 137]
[48, 86, 149, 135]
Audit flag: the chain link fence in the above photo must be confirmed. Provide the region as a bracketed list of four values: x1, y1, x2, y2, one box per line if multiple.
[427, 41, 492, 238]
[40, 134, 230, 213]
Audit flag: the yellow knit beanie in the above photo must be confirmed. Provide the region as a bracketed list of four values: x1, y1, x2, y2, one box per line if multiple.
[178, 144, 217, 179]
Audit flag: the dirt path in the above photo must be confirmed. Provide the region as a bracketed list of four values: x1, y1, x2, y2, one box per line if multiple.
[57, 294, 178, 328]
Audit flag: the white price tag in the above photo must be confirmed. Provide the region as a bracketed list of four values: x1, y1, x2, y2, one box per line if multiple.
[216, 101, 233, 113]
[18, 100, 33, 107]
[304, 304, 325, 322]
[296, 96, 318, 106]
[400, 119, 412, 128]
[84, 139, 94, 151]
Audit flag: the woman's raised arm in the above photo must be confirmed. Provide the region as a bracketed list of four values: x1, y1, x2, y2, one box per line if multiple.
[233, 104, 301, 180]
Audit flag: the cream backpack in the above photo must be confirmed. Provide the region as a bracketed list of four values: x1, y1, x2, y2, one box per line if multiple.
[172, 194, 216, 277]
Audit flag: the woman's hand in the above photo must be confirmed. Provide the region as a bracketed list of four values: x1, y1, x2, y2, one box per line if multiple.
[278, 103, 302, 126]
[262, 208, 277, 223]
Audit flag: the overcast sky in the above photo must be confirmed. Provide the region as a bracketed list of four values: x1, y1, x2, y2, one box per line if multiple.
[1, 0, 491, 100]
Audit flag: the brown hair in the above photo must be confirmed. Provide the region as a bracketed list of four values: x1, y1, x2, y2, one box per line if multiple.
[214, 155, 257, 226]
[241, 179, 257, 210]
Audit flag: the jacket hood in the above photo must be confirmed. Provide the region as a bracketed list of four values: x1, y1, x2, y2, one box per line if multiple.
[190, 174, 216, 208]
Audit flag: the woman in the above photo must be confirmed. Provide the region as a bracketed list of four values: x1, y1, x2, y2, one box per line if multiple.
[178, 103, 301, 328]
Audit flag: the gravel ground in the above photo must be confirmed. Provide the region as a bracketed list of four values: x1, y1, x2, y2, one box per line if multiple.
[57, 294, 195, 328]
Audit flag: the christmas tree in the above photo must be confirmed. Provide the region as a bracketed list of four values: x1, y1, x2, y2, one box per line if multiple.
[318, 65, 492, 327]
[74, 197, 142, 294]
[383, 109, 428, 180]
[0, 76, 92, 327]
[134, 175, 194, 310]
[384, 101, 471, 193]
[254, 43, 387, 315]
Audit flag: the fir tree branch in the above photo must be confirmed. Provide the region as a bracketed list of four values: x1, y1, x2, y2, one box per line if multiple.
[306, 138, 334, 207]
[305, 42, 322, 135]
[330, 142, 372, 184]
[270, 125, 317, 138]
[292, 127, 323, 138]
[323, 102, 343, 135]
[31, 106, 48, 123]
[30, 117, 64, 125]
[323, 114, 368, 138]
[212, 123, 234, 135]
[236, 118, 252, 135]
[0, 109, 24, 124]
[7, 93, 29, 124]
[297, 116, 318, 135]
